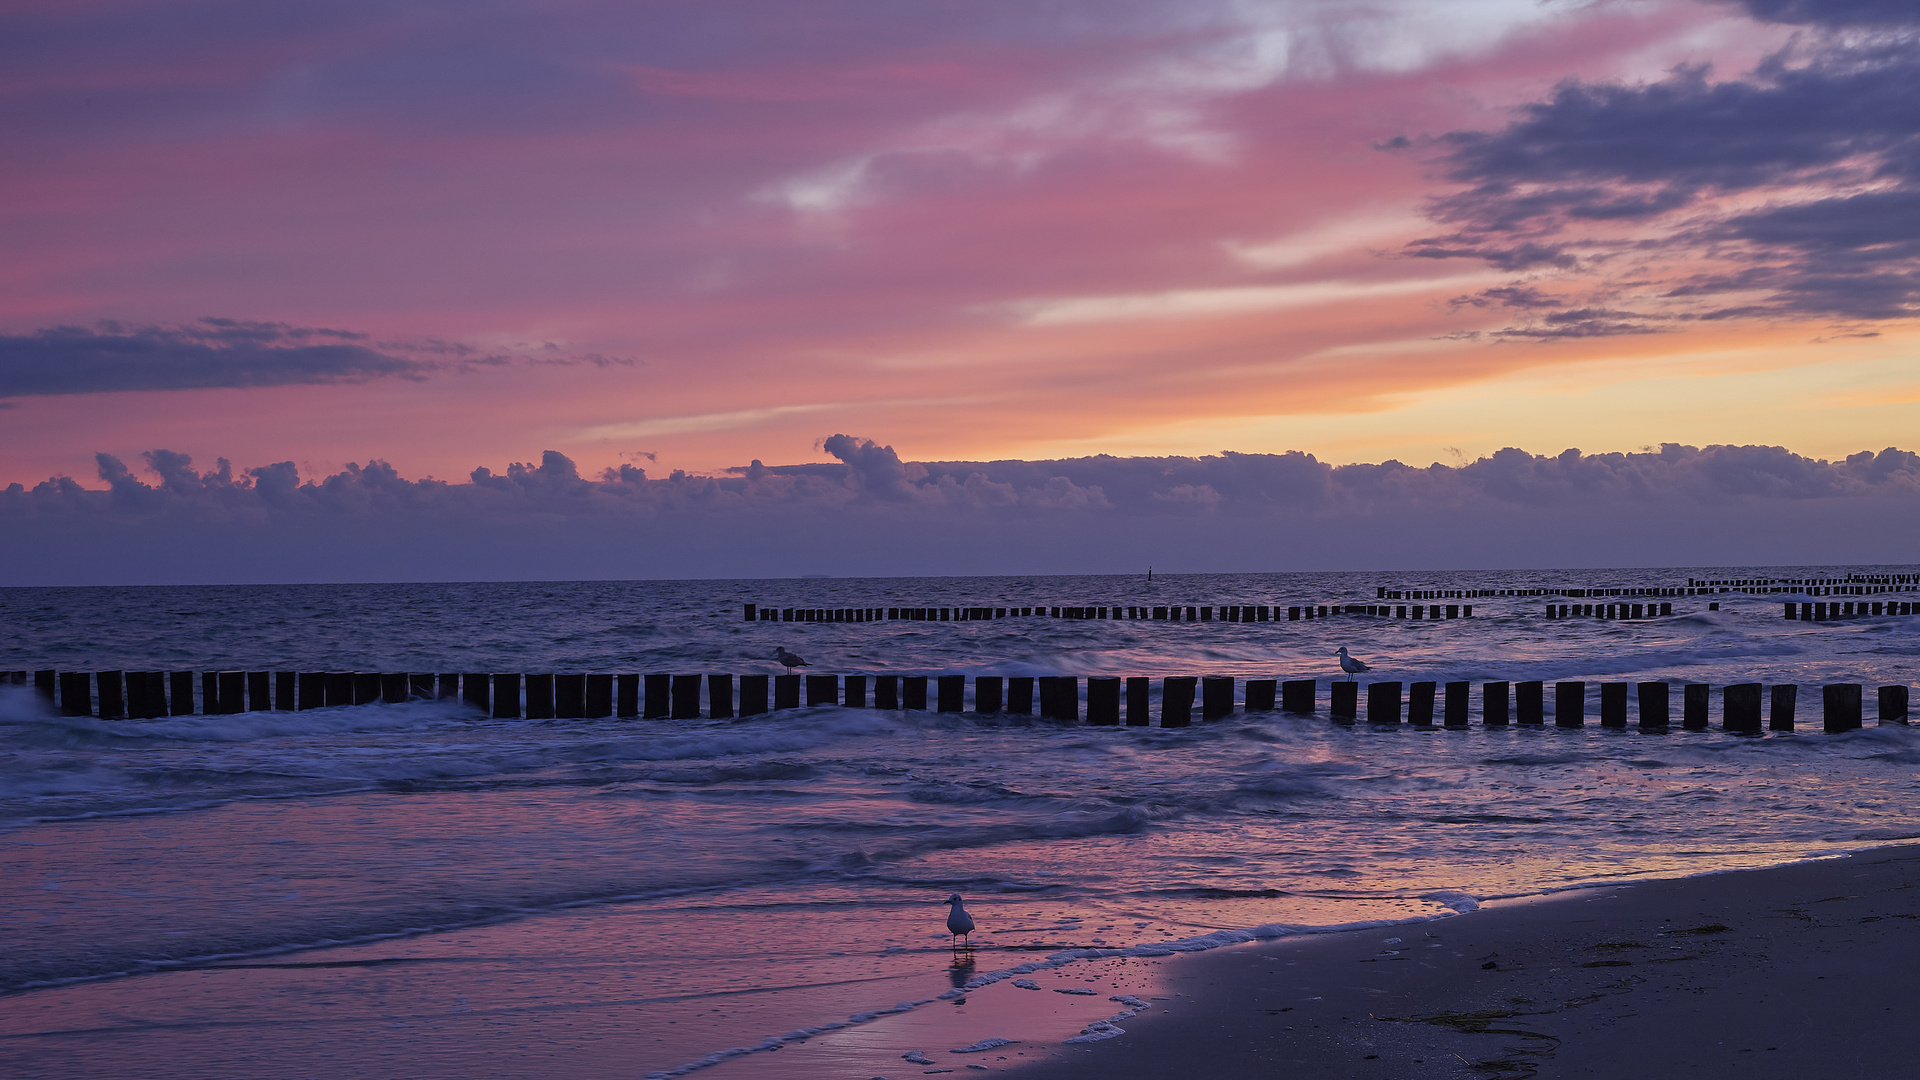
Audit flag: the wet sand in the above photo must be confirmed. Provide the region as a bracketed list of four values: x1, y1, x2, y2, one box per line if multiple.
[1014, 844, 1920, 1080]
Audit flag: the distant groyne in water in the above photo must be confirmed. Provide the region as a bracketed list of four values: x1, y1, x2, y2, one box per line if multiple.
[8, 669, 1909, 733]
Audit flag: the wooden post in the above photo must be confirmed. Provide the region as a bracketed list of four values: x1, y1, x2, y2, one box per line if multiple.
[583, 673, 611, 716]
[1516, 681, 1544, 724]
[1162, 677, 1196, 727]
[244, 671, 269, 711]
[1408, 681, 1435, 726]
[1088, 677, 1121, 725]
[937, 675, 964, 712]
[1480, 681, 1509, 726]
[903, 676, 928, 710]
[1599, 683, 1627, 727]
[435, 673, 459, 701]
[275, 672, 297, 711]
[122, 671, 150, 719]
[739, 674, 768, 716]
[1281, 679, 1315, 713]
[709, 674, 734, 718]
[61, 671, 93, 716]
[1638, 682, 1669, 729]
[1770, 684, 1796, 731]
[1367, 681, 1402, 723]
[221, 671, 247, 714]
[555, 674, 587, 718]
[1044, 677, 1079, 721]
[874, 675, 898, 710]
[353, 672, 380, 706]
[93, 671, 124, 720]
[1554, 682, 1584, 727]
[671, 674, 702, 718]
[1879, 685, 1910, 723]
[297, 672, 324, 710]
[843, 674, 866, 708]
[171, 671, 195, 715]
[463, 673, 491, 714]
[1823, 684, 1862, 732]
[1683, 683, 1709, 730]
[804, 674, 837, 707]
[1245, 679, 1276, 711]
[975, 676, 1003, 714]
[773, 673, 800, 710]
[1444, 681, 1470, 727]
[377, 673, 406, 705]
[647, 673, 673, 716]
[1006, 676, 1033, 714]
[525, 674, 556, 719]
[616, 673, 640, 717]
[492, 673, 521, 718]
[1126, 676, 1150, 725]
[200, 671, 220, 714]
[1724, 683, 1762, 732]
[1201, 676, 1234, 720]
[744, 604, 757, 622]
[1329, 681, 1357, 721]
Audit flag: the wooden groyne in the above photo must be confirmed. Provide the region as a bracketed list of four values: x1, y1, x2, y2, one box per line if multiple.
[747, 604, 1479, 622]
[7, 669, 1908, 732]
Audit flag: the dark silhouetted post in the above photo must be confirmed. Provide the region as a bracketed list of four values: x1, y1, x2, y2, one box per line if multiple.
[436, 673, 460, 701]
[555, 674, 586, 718]
[1281, 679, 1315, 713]
[744, 604, 756, 622]
[1245, 679, 1276, 711]
[1087, 677, 1120, 725]
[1516, 681, 1544, 724]
[1879, 684, 1909, 722]
[353, 672, 380, 705]
[298, 672, 325, 710]
[739, 674, 767, 716]
[272, 672, 295, 710]
[525, 674, 556, 719]
[220, 671, 247, 714]
[1770, 684, 1796, 731]
[709, 674, 734, 718]
[937, 675, 964, 712]
[1600, 683, 1627, 727]
[617, 673, 640, 717]
[492, 673, 521, 718]
[1555, 682, 1584, 727]
[1007, 676, 1033, 714]
[171, 671, 195, 715]
[1367, 681, 1402, 723]
[201, 672, 220, 714]
[975, 676, 1002, 714]
[1483, 681, 1510, 726]
[1126, 676, 1150, 725]
[874, 675, 899, 710]
[1724, 683, 1762, 732]
[903, 676, 928, 710]
[34, 670, 55, 705]
[1683, 683, 1709, 730]
[1202, 676, 1235, 720]
[62, 672, 94, 716]
[247, 672, 271, 711]
[92, 671, 123, 720]
[1638, 682, 1669, 729]
[1444, 681, 1469, 727]
[1824, 684, 1862, 732]
[407, 673, 432, 701]
[123, 671, 151, 719]
[1045, 677, 1080, 722]
[671, 674, 702, 718]
[464, 673, 491, 714]
[843, 674, 866, 708]
[585, 674, 613, 718]
[1408, 681, 1435, 726]
[379, 673, 407, 705]
[1162, 677, 1196, 727]
[1330, 681, 1358, 721]
[647, 673, 673, 717]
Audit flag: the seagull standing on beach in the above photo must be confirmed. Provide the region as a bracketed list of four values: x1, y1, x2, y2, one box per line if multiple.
[1334, 647, 1370, 682]
[944, 893, 975, 951]
[773, 647, 810, 672]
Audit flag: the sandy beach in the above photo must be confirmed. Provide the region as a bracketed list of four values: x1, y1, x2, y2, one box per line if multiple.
[1016, 844, 1920, 1080]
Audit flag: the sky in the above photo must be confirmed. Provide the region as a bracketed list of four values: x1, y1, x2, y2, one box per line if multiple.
[3, 0, 1919, 582]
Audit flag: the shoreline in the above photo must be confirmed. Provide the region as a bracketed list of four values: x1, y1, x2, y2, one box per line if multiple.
[1009, 843, 1920, 1079]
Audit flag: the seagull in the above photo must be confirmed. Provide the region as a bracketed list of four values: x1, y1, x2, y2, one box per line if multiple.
[773, 647, 810, 671]
[944, 893, 976, 951]
[1334, 647, 1370, 682]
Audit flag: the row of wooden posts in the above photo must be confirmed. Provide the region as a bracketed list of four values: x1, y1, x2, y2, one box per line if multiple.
[8, 669, 1909, 732]
[747, 604, 1478, 623]
[1783, 601, 1918, 620]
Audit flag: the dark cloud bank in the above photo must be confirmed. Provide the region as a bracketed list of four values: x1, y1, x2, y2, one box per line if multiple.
[5, 436, 1919, 584]
[1414, 0, 1920, 336]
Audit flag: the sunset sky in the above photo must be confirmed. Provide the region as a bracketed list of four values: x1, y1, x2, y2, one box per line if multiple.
[4, 0, 1919, 582]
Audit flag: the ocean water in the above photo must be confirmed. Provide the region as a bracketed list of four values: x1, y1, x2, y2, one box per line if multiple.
[3, 567, 1919, 1078]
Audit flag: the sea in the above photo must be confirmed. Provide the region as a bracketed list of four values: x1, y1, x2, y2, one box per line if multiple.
[3, 567, 1919, 1079]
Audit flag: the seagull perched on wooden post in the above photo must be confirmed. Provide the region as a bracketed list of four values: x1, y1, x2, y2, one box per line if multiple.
[773, 647, 810, 672]
[944, 893, 975, 952]
[1334, 647, 1370, 682]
